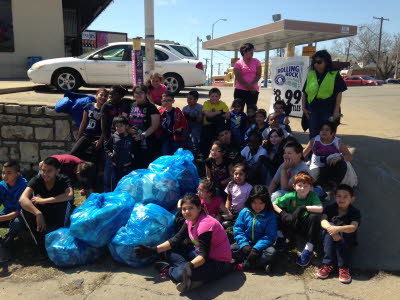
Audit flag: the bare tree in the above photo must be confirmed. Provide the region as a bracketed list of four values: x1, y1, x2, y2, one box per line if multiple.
[330, 23, 399, 79]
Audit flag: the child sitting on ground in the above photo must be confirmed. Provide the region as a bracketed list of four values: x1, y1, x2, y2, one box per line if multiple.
[205, 141, 233, 197]
[197, 179, 230, 221]
[182, 90, 202, 158]
[244, 109, 268, 142]
[269, 100, 291, 133]
[217, 126, 242, 164]
[223, 163, 253, 228]
[104, 116, 135, 191]
[229, 99, 247, 147]
[157, 92, 188, 155]
[19, 157, 74, 255]
[317, 184, 361, 284]
[262, 112, 289, 140]
[0, 160, 28, 262]
[232, 185, 277, 273]
[272, 172, 323, 267]
[246, 104, 258, 129]
[200, 88, 230, 156]
[241, 131, 267, 185]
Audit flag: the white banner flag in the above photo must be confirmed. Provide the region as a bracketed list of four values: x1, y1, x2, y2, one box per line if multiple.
[269, 56, 310, 117]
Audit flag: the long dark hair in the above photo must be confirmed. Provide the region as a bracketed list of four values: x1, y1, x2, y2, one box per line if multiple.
[265, 128, 285, 152]
[310, 50, 337, 72]
[245, 185, 273, 212]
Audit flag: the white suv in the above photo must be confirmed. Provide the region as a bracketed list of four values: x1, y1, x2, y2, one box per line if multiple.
[27, 42, 206, 94]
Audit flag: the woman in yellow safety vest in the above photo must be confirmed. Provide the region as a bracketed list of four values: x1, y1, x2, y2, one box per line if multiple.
[301, 50, 347, 138]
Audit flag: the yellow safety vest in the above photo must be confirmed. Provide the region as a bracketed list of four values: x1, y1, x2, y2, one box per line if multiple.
[305, 70, 338, 104]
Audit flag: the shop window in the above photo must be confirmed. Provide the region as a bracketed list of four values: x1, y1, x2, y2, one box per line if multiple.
[0, 0, 14, 52]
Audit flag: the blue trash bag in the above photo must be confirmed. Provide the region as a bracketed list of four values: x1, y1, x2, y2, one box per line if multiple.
[109, 203, 176, 267]
[70, 191, 135, 247]
[115, 169, 180, 211]
[149, 148, 199, 196]
[45, 228, 106, 267]
[55, 91, 95, 126]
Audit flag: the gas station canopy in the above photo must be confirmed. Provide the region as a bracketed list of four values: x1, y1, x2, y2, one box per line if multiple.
[202, 19, 357, 51]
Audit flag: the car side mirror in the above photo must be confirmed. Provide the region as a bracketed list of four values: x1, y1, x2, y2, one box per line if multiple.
[90, 53, 103, 60]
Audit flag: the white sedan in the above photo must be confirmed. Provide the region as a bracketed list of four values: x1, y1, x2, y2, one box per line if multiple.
[27, 42, 206, 94]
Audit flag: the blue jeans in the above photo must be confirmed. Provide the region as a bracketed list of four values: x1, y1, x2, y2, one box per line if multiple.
[308, 98, 335, 139]
[167, 250, 232, 283]
[231, 243, 276, 269]
[322, 227, 356, 268]
[0, 215, 25, 240]
[104, 155, 132, 192]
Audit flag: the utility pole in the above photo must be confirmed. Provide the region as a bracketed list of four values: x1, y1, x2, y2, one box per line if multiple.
[204, 58, 210, 79]
[210, 18, 227, 83]
[217, 62, 222, 75]
[196, 37, 202, 59]
[373, 16, 389, 78]
[144, 0, 155, 80]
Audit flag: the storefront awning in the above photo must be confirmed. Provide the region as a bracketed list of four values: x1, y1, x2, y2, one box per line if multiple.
[202, 19, 357, 51]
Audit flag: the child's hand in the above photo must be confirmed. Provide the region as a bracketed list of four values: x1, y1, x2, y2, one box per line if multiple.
[107, 152, 113, 157]
[327, 225, 339, 236]
[36, 214, 46, 232]
[94, 139, 103, 149]
[329, 156, 342, 166]
[332, 233, 342, 241]
[221, 214, 233, 220]
[32, 196, 46, 205]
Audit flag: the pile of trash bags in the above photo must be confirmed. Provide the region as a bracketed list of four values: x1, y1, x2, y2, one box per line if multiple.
[45, 149, 198, 267]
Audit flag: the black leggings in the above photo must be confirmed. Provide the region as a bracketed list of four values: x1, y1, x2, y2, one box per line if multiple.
[234, 88, 259, 112]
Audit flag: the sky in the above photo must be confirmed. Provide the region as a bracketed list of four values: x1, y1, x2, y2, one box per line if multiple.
[89, 0, 400, 77]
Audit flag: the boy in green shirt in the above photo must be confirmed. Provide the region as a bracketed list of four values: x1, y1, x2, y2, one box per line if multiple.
[273, 171, 322, 267]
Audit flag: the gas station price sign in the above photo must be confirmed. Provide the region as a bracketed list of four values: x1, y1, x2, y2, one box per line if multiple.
[269, 57, 310, 117]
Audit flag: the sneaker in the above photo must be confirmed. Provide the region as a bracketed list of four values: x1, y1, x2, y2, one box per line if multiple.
[317, 265, 335, 279]
[265, 263, 272, 274]
[296, 249, 313, 267]
[339, 268, 352, 284]
[0, 238, 11, 264]
[274, 237, 286, 252]
[154, 261, 170, 273]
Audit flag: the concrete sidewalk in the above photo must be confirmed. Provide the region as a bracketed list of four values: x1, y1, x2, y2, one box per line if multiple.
[0, 80, 42, 95]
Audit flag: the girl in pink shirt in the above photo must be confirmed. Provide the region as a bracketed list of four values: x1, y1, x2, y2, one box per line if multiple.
[146, 73, 168, 106]
[197, 179, 230, 221]
[135, 193, 233, 293]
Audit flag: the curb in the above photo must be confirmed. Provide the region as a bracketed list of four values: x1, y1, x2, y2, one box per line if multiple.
[0, 85, 44, 95]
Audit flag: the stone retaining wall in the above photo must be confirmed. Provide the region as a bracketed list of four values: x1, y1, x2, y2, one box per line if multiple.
[0, 103, 77, 171]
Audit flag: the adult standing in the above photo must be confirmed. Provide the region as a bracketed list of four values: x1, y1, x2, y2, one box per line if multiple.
[302, 50, 347, 138]
[233, 43, 262, 112]
[123, 84, 160, 169]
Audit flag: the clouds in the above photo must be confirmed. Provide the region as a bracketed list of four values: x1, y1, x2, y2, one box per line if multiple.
[155, 0, 177, 6]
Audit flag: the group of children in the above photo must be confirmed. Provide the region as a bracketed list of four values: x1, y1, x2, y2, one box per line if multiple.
[0, 77, 360, 285]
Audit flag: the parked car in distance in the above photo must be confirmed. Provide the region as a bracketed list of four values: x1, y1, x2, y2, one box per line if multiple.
[344, 75, 383, 86]
[27, 42, 206, 94]
[156, 42, 197, 59]
[385, 78, 400, 84]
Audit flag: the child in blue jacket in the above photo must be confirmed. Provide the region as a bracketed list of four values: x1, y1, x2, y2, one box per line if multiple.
[0, 160, 28, 262]
[232, 185, 277, 273]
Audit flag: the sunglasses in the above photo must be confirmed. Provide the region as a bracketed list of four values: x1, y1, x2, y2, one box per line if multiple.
[313, 60, 324, 65]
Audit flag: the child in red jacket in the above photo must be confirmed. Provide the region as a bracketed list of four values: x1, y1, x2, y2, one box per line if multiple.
[157, 92, 188, 155]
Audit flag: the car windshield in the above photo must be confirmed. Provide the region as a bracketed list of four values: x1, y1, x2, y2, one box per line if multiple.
[77, 45, 110, 59]
[361, 76, 373, 80]
[170, 45, 195, 58]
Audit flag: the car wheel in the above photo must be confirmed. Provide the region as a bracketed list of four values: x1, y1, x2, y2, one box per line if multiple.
[164, 73, 183, 95]
[53, 68, 82, 92]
